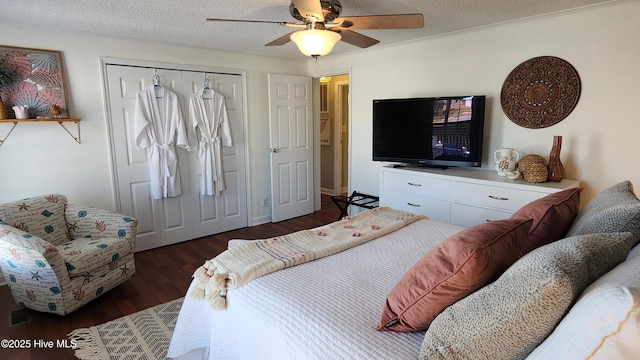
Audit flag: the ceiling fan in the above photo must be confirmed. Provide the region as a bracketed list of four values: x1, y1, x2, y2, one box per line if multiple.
[206, 0, 424, 57]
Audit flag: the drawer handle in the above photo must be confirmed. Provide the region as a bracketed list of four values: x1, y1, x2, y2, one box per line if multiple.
[488, 195, 509, 201]
[407, 202, 421, 207]
[407, 182, 422, 187]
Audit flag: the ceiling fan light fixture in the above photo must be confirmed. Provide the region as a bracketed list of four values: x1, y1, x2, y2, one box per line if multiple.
[291, 29, 341, 57]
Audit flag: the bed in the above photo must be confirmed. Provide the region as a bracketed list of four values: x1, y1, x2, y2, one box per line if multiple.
[168, 181, 640, 360]
[167, 217, 465, 360]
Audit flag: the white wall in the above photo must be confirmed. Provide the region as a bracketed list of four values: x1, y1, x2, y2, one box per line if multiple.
[313, 1, 640, 206]
[0, 24, 307, 224]
[1, 1, 638, 222]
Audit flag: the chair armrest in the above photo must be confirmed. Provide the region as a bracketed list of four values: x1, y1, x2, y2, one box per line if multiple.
[0, 223, 70, 289]
[65, 204, 138, 248]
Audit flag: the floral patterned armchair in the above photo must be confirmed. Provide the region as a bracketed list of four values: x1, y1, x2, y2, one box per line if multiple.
[0, 194, 137, 315]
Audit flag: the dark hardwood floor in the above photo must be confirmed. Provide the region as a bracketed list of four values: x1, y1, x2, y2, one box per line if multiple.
[0, 195, 341, 360]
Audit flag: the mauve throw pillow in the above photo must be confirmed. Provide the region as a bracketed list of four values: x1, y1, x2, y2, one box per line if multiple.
[378, 218, 532, 332]
[511, 187, 582, 256]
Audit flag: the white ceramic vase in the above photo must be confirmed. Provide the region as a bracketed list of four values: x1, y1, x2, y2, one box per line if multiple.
[494, 148, 520, 176]
[12, 105, 29, 119]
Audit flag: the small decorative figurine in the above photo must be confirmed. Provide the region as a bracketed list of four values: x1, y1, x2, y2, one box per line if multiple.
[49, 104, 62, 118]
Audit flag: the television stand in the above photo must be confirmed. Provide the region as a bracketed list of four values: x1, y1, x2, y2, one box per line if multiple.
[379, 165, 580, 227]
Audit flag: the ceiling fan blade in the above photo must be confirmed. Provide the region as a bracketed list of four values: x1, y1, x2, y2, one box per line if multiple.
[335, 30, 380, 48]
[334, 14, 424, 30]
[292, 0, 325, 22]
[206, 18, 296, 26]
[265, 31, 299, 46]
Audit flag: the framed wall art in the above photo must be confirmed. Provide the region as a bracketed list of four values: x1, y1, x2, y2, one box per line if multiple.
[320, 114, 331, 145]
[0, 45, 69, 118]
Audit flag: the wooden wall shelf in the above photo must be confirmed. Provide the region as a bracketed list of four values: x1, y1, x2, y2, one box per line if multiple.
[0, 118, 81, 147]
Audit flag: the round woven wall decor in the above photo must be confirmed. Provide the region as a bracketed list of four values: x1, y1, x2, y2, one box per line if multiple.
[501, 56, 581, 129]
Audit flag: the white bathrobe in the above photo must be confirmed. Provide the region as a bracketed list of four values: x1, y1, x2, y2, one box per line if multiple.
[134, 85, 192, 199]
[189, 88, 232, 196]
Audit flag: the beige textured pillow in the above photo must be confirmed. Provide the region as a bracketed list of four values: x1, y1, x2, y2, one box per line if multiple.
[567, 181, 640, 245]
[420, 232, 635, 360]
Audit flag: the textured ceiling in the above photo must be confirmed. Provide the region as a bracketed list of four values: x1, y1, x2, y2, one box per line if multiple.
[0, 0, 619, 60]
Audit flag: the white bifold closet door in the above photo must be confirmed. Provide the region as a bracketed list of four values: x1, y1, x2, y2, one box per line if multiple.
[105, 64, 248, 251]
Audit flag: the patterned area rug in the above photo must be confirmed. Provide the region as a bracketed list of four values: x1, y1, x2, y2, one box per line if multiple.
[67, 298, 183, 359]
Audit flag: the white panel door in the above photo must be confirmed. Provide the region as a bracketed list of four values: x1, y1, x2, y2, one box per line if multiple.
[106, 66, 194, 251]
[268, 74, 314, 222]
[106, 64, 249, 251]
[182, 71, 248, 237]
[211, 73, 248, 232]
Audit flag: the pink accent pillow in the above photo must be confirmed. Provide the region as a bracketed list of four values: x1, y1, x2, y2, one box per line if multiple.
[511, 187, 582, 256]
[378, 218, 532, 332]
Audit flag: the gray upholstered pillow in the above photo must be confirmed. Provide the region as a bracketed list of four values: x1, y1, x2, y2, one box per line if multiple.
[420, 232, 635, 360]
[567, 181, 640, 245]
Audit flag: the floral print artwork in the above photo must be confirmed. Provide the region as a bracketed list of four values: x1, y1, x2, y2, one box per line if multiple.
[0, 46, 68, 118]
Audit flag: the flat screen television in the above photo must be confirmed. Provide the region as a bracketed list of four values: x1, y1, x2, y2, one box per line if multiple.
[372, 95, 486, 168]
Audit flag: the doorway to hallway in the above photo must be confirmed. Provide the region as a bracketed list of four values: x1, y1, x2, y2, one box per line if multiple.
[319, 74, 350, 197]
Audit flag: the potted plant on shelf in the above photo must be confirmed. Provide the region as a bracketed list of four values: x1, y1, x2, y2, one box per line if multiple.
[0, 55, 13, 119]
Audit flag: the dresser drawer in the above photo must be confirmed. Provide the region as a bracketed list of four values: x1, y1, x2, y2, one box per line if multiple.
[380, 166, 579, 229]
[381, 189, 451, 222]
[451, 182, 548, 212]
[382, 170, 451, 198]
[450, 203, 512, 228]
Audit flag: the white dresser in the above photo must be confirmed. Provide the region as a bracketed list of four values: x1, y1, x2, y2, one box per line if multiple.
[380, 165, 580, 228]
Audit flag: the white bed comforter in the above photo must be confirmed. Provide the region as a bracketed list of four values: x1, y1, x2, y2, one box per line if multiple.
[168, 219, 464, 360]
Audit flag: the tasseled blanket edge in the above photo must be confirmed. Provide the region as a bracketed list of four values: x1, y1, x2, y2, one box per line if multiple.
[190, 260, 229, 310]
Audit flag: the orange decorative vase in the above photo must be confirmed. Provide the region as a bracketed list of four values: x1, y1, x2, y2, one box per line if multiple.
[547, 136, 565, 182]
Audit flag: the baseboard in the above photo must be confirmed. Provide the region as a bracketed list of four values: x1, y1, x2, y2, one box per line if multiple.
[251, 215, 272, 226]
[320, 188, 335, 196]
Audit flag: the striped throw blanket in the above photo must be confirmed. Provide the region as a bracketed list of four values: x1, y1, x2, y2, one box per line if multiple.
[191, 207, 427, 310]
